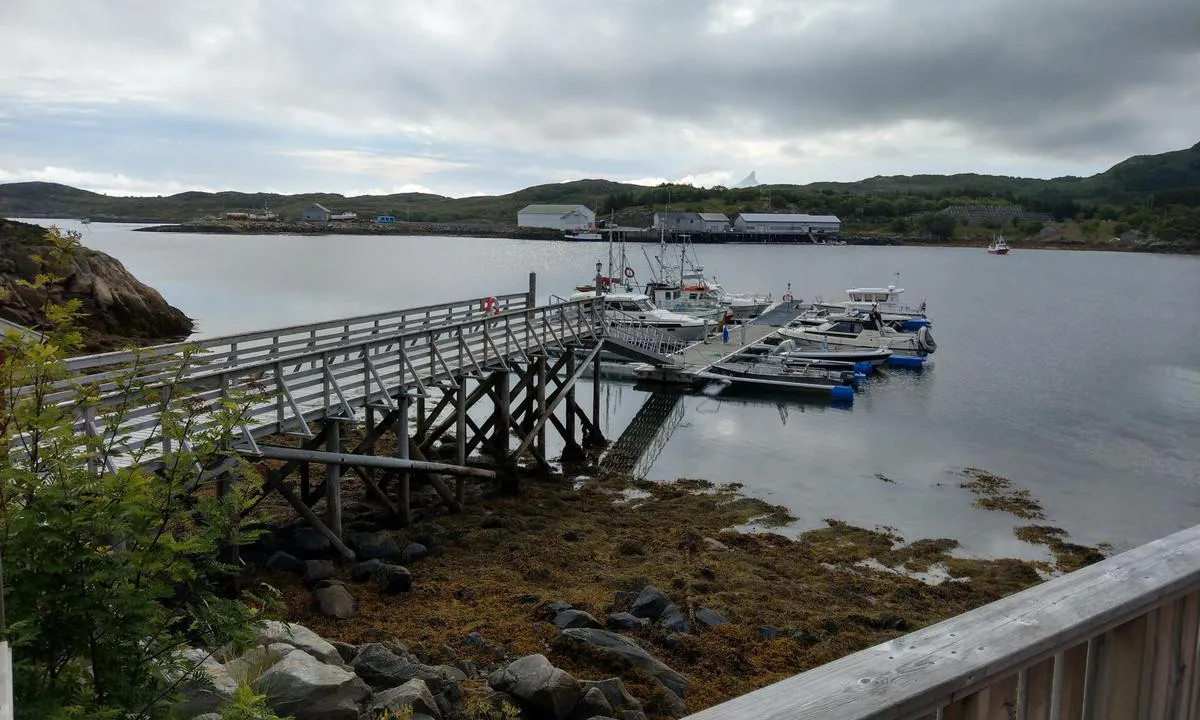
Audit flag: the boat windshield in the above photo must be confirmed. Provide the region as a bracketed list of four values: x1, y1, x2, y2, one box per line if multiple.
[607, 298, 657, 312]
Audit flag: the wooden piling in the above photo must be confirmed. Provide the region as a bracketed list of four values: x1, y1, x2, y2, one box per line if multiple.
[395, 394, 410, 526]
[324, 420, 342, 538]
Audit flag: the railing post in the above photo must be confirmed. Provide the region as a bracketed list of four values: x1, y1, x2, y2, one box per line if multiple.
[528, 271, 537, 309]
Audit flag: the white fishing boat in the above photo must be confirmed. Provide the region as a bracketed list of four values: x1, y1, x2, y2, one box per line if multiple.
[987, 236, 1010, 255]
[813, 276, 929, 325]
[640, 233, 772, 320]
[780, 310, 937, 356]
[564, 228, 603, 241]
[568, 290, 709, 342]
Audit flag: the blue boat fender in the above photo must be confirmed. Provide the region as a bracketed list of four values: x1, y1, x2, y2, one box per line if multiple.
[888, 354, 926, 368]
[830, 385, 855, 402]
[902, 318, 931, 331]
[853, 361, 873, 375]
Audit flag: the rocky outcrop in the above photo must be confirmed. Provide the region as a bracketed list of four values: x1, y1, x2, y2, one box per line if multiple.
[254, 648, 371, 720]
[0, 219, 193, 351]
[488, 654, 581, 720]
[558, 629, 689, 699]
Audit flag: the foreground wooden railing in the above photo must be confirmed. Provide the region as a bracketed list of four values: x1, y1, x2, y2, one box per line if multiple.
[683, 524, 1200, 719]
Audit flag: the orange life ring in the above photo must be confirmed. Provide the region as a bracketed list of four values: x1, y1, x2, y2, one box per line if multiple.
[624, 267, 636, 279]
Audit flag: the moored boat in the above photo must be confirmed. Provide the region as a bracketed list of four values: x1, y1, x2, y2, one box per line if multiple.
[987, 236, 1010, 255]
[568, 290, 709, 342]
[780, 310, 937, 356]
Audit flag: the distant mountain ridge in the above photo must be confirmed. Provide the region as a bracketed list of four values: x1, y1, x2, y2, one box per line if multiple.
[1, 142, 1197, 224]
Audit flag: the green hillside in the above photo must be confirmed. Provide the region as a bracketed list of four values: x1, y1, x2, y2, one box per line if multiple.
[2, 142, 1198, 244]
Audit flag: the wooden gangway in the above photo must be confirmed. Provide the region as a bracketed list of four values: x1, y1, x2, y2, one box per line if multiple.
[14, 275, 687, 555]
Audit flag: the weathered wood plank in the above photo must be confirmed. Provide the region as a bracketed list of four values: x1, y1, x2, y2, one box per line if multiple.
[679, 525, 1200, 720]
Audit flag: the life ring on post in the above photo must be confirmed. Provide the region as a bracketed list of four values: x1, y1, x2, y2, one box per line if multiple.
[482, 296, 500, 316]
[624, 267, 636, 279]
[782, 293, 794, 303]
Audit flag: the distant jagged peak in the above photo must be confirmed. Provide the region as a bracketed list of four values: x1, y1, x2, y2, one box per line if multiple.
[734, 171, 759, 189]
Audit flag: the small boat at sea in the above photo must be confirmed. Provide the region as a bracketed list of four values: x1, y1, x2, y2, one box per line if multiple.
[987, 236, 1010, 255]
[80, 217, 92, 225]
[564, 228, 603, 241]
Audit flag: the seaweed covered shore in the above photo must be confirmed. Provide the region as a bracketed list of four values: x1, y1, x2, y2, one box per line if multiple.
[245, 457, 1108, 717]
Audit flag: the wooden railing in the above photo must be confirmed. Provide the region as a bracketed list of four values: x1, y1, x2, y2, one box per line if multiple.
[682, 523, 1200, 719]
[11, 292, 608, 466]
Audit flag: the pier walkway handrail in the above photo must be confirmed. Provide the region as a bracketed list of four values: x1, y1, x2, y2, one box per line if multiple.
[62, 291, 532, 375]
[15, 294, 606, 465]
[681, 523, 1200, 719]
[35, 292, 532, 406]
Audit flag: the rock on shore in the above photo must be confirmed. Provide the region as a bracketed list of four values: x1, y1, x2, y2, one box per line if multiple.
[0, 219, 193, 350]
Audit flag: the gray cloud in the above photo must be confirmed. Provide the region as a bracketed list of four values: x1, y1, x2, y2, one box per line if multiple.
[1, 0, 1197, 195]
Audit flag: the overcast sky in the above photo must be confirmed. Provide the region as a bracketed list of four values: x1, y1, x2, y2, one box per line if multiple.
[1, 0, 1198, 198]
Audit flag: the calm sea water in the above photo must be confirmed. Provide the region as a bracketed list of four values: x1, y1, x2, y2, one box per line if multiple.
[22, 219, 1200, 559]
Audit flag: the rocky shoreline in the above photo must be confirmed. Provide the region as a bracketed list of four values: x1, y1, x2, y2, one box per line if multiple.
[0, 219, 193, 350]
[213, 447, 1109, 719]
[129, 220, 1197, 253]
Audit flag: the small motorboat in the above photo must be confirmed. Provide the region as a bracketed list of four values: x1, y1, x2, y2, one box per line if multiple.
[780, 310, 937, 356]
[698, 357, 857, 400]
[987, 236, 1010, 255]
[813, 281, 929, 323]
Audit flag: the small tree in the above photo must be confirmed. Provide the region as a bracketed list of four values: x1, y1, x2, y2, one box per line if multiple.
[0, 227, 269, 719]
[922, 213, 958, 241]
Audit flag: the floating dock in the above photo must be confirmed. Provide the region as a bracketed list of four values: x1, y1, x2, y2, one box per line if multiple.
[633, 303, 808, 385]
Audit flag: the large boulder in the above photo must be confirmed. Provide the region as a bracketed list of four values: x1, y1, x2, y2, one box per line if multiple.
[605, 613, 650, 632]
[629, 586, 670, 621]
[304, 559, 338, 585]
[558, 629, 689, 698]
[351, 643, 450, 692]
[315, 582, 357, 619]
[0, 220, 193, 351]
[352, 531, 403, 561]
[553, 609, 602, 630]
[171, 649, 236, 718]
[362, 678, 441, 719]
[253, 649, 370, 720]
[255, 620, 343, 665]
[488, 654, 582, 720]
[579, 678, 644, 716]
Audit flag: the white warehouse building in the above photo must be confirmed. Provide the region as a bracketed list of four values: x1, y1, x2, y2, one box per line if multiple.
[517, 204, 596, 231]
[733, 213, 842, 235]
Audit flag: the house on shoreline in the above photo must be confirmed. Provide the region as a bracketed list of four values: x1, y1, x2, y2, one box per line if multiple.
[517, 204, 596, 231]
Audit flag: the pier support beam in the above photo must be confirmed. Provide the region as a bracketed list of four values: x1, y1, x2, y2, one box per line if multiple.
[456, 378, 467, 507]
[395, 394, 411, 526]
[585, 351, 607, 448]
[560, 352, 586, 462]
[534, 355, 550, 480]
[324, 420, 342, 539]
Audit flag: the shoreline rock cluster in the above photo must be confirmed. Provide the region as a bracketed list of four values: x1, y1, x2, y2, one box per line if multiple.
[177, 607, 690, 720]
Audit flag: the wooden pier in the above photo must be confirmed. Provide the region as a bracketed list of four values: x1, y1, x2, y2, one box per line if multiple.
[31, 274, 683, 558]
